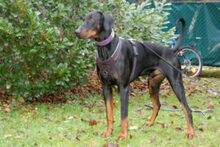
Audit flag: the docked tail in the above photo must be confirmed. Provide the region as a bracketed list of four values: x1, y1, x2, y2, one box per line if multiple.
[171, 18, 186, 52]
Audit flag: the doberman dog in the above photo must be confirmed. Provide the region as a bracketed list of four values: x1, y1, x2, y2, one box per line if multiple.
[75, 11, 194, 139]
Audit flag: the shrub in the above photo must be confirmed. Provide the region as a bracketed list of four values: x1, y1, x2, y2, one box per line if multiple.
[93, 0, 175, 45]
[0, 0, 95, 100]
[0, 0, 174, 100]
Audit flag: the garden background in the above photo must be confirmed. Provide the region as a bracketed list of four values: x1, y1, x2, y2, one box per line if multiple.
[0, 0, 219, 146]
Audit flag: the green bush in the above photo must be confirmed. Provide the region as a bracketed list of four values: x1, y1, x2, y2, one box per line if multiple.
[94, 0, 174, 45]
[0, 0, 95, 100]
[0, 0, 174, 100]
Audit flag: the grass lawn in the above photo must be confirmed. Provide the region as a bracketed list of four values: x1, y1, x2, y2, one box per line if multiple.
[0, 78, 219, 147]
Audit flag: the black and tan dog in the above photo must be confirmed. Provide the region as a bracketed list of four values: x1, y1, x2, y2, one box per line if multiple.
[75, 11, 194, 139]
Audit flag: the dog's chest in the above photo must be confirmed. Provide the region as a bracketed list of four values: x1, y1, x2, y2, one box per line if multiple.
[96, 39, 122, 81]
[96, 57, 116, 81]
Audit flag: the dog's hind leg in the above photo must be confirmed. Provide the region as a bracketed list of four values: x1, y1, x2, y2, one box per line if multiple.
[166, 72, 194, 139]
[145, 70, 165, 127]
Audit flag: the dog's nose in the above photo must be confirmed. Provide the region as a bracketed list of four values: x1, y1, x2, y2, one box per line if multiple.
[75, 28, 80, 36]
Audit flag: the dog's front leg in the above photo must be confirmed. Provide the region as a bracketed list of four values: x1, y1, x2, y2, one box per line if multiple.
[118, 85, 130, 140]
[102, 84, 114, 137]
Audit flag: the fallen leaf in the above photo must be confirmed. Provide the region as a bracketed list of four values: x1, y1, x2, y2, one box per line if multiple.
[172, 105, 178, 109]
[66, 135, 73, 140]
[199, 121, 209, 125]
[4, 134, 12, 138]
[32, 113, 39, 117]
[192, 106, 200, 109]
[151, 134, 156, 143]
[78, 129, 86, 133]
[15, 135, 23, 139]
[44, 115, 50, 119]
[4, 107, 10, 113]
[53, 133, 58, 137]
[55, 120, 61, 123]
[62, 116, 67, 120]
[89, 119, 97, 126]
[97, 107, 105, 112]
[68, 116, 73, 119]
[207, 105, 214, 109]
[129, 126, 138, 130]
[103, 143, 119, 147]
[156, 122, 165, 128]
[199, 128, 204, 132]
[207, 115, 212, 119]
[211, 127, 217, 132]
[24, 119, 30, 123]
[136, 108, 143, 111]
[76, 135, 80, 141]
[160, 99, 167, 103]
[96, 103, 103, 107]
[87, 104, 94, 109]
[93, 132, 99, 136]
[175, 127, 183, 131]
[169, 114, 181, 117]
[170, 121, 175, 126]
[81, 118, 88, 122]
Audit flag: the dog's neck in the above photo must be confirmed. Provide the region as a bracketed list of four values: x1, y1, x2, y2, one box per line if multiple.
[96, 30, 119, 61]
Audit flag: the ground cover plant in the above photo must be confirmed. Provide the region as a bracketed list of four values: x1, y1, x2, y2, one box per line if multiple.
[0, 77, 219, 146]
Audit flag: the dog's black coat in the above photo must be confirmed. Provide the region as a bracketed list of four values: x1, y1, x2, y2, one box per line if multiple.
[75, 11, 194, 139]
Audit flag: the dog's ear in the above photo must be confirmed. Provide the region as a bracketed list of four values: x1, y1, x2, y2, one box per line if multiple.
[103, 12, 114, 31]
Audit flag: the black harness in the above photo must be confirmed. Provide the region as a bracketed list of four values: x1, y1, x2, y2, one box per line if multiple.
[96, 38, 138, 82]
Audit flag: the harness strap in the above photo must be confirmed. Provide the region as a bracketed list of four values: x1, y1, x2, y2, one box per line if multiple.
[96, 38, 138, 82]
[129, 39, 138, 82]
[96, 39, 122, 80]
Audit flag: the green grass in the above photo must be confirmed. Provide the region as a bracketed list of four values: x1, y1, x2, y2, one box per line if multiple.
[0, 78, 219, 146]
[200, 70, 220, 78]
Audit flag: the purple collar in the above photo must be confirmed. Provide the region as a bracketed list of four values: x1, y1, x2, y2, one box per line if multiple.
[96, 30, 115, 46]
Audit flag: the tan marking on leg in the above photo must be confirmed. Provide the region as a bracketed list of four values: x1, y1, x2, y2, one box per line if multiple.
[102, 93, 114, 137]
[118, 116, 128, 140]
[145, 95, 159, 126]
[145, 72, 164, 126]
[181, 103, 194, 139]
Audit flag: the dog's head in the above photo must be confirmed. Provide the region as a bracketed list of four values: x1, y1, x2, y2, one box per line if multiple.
[75, 11, 114, 39]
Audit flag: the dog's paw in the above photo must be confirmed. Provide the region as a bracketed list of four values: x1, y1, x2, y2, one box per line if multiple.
[186, 132, 194, 139]
[144, 121, 154, 127]
[117, 133, 128, 140]
[102, 130, 112, 137]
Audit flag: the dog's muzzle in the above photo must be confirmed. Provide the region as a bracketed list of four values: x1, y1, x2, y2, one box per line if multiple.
[75, 28, 81, 37]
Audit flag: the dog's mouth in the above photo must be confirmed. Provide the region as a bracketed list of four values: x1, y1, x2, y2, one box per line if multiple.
[76, 29, 98, 39]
